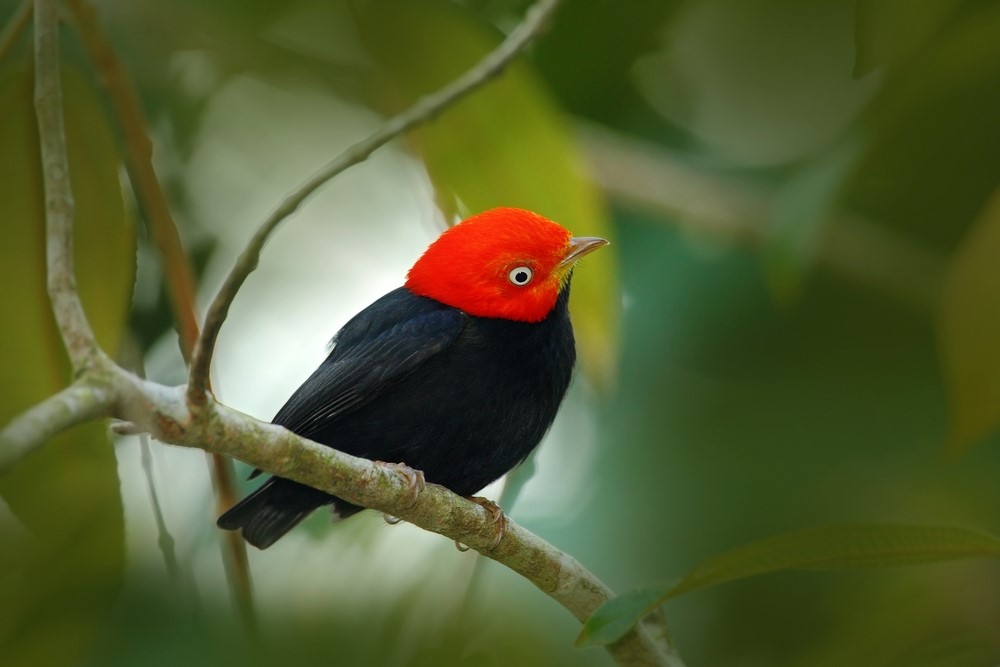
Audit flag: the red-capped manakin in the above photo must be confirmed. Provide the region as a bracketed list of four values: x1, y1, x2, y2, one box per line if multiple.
[217, 207, 608, 549]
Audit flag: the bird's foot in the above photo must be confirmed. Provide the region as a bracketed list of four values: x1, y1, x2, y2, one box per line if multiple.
[374, 460, 426, 510]
[454, 496, 508, 552]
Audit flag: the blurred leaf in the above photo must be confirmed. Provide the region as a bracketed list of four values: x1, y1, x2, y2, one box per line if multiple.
[939, 187, 1000, 454]
[359, 0, 618, 386]
[876, 2, 1000, 111]
[531, 0, 683, 126]
[0, 62, 133, 664]
[578, 524, 1000, 646]
[764, 136, 862, 302]
[851, 3, 1000, 251]
[854, 0, 965, 78]
[634, 0, 878, 166]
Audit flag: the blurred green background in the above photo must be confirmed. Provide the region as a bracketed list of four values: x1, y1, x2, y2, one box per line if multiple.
[2, 0, 1000, 665]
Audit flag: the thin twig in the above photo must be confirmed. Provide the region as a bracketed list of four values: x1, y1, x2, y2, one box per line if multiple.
[139, 434, 181, 580]
[207, 450, 256, 632]
[186, 0, 565, 404]
[66, 0, 256, 629]
[0, 381, 115, 473]
[0, 0, 32, 63]
[34, 0, 100, 373]
[66, 0, 200, 356]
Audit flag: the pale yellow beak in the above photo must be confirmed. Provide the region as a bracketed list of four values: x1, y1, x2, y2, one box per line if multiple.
[557, 236, 609, 272]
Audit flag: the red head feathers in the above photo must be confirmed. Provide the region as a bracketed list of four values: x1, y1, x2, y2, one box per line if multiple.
[405, 208, 607, 323]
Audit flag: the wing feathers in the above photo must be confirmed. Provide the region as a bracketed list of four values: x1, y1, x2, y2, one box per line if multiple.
[274, 305, 466, 439]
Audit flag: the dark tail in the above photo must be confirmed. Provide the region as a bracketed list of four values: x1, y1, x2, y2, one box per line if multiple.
[217, 477, 335, 549]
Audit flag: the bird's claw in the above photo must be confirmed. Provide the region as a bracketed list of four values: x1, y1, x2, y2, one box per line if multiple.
[374, 460, 426, 510]
[455, 496, 508, 551]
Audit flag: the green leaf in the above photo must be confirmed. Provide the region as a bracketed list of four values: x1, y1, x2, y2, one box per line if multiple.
[359, 0, 618, 386]
[575, 585, 668, 649]
[577, 524, 1000, 647]
[0, 61, 134, 665]
[938, 187, 1000, 454]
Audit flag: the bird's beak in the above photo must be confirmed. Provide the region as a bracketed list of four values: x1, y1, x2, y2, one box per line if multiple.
[557, 236, 609, 272]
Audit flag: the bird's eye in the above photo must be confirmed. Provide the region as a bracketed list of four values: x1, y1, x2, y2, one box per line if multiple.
[507, 266, 533, 286]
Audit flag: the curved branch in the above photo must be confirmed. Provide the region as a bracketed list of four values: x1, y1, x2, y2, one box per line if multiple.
[0, 380, 115, 474]
[186, 0, 565, 404]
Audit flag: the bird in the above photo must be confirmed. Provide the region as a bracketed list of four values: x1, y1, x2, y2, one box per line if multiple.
[217, 207, 608, 549]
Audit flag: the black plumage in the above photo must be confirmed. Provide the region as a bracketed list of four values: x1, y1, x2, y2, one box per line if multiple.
[217, 285, 576, 549]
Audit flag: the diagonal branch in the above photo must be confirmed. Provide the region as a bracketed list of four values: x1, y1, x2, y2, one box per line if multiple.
[2, 363, 679, 666]
[110, 367, 678, 667]
[186, 0, 565, 404]
[34, 0, 100, 373]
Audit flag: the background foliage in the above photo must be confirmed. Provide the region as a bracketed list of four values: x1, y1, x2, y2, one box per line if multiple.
[2, 0, 999, 665]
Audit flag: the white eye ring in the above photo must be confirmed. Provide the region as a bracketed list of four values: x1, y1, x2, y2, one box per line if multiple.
[507, 266, 533, 286]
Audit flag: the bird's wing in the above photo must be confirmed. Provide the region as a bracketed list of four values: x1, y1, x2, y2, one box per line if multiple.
[270, 305, 467, 441]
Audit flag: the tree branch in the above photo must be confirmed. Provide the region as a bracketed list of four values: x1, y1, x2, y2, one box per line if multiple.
[109, 366, 676, 667]
[2, 362, 678, 664]
[34, 0, 100, 373]
[186, 0, 565, 405]
[0, 380, 114, 473]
